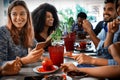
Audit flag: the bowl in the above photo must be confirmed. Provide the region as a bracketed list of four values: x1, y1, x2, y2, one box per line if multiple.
[67, 71, 88, 79]
[42, 74, 72, 80]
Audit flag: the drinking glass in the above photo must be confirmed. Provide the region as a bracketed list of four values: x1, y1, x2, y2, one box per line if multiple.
[64, 32, 76, 51]
[79, 41, 87, 49]
[48, 45, 64, 67]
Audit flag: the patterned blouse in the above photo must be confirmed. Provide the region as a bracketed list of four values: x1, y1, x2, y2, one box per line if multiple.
[0, 26, 37, 65]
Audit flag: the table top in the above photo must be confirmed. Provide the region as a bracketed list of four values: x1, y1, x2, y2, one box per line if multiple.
[1, 57, 76, 80]
[1, 40, 98, 80]
[1, 51, 98, 80]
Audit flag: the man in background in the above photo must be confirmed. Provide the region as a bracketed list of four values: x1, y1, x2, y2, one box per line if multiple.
[71, 12, 87, 33]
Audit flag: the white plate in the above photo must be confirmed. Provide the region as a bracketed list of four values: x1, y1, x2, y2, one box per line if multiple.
[41, 75, 72, 80]
[33, 65, 59, 74]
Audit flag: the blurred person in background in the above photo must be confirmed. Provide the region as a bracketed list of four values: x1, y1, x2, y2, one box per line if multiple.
[71, 12, 87, 33]
[71, 12, 93, 40]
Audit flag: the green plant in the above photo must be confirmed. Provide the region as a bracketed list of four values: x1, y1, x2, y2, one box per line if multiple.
[58, 4, 96, 33]
[51, 27, 62, 46]
[58, 8, 74, 33]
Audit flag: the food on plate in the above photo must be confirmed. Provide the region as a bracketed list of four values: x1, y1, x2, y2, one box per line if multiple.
[44, 74, 67, 80]
[67, 71, 87, 78]
[79, 41, 86, 49]
[37, 57, 56, 72]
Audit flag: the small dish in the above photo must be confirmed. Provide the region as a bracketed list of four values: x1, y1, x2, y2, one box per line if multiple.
[67, 71, 88, 79]
[24, 76, 43, 80]
[33, 65, 58, 74]
[74, 46, 87, 51]
[41, 74, 72, 80]
[74, 46, 94, 53]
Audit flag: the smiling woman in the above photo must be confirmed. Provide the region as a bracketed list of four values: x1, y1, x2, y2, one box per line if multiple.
[0, 0, 44, 76]
[10, 6, 27, 30]
[32, 3, 59, 50]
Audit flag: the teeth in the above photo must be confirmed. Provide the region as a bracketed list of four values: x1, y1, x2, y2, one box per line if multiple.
[104, 16, 109, 18]
[104, 14, 109, 17]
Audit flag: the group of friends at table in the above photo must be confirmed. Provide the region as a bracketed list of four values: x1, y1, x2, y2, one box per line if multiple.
[0, 0, 120, 79]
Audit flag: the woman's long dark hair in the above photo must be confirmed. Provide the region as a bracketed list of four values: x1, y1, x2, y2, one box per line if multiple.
[32, 3, 59, 35]
[7, 0, 34, 48]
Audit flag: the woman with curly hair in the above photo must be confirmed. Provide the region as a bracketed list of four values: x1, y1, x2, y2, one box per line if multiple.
[32, 3, 59, 50]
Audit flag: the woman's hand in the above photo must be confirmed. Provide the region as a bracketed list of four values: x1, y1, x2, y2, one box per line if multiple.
[1, 57, 22, 76]
[72, 54, 93, 64]
[60, 63, 78, 73]
[22, 48, 44, 64]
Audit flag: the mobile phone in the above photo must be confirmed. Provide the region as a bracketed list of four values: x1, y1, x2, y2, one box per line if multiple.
[36, 42, 46, 50]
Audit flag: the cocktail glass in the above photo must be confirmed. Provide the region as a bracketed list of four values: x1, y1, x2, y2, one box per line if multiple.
[64, 32, 76, 51]
[48, 45, 64, 67]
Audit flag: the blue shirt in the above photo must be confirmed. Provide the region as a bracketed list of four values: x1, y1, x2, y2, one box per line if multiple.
[97, 25, 120, 65]
[71, 22, 93, 32]
[71, 22, 84, 32]
[0, 26, 37, 66]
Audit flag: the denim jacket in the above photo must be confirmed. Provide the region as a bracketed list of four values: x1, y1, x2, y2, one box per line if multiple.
[96, 25, 120, 65]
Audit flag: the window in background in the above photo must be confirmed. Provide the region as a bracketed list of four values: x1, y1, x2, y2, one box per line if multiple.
[24, 0, 104, 29]
[0, 0, 104, 29]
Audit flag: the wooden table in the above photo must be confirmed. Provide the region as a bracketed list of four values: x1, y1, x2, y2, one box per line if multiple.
[1, 43, 99, 80]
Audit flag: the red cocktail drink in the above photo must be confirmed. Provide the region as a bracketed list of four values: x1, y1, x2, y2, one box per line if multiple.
[64, 32, 76, 51]
[48, 45, 64, 67]
[79, 41, 87, 49]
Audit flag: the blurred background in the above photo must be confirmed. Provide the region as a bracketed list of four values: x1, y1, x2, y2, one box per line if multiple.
[0, 0, 104, 29]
